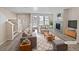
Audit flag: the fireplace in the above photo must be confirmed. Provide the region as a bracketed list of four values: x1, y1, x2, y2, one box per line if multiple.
[56, 23, 60, 30]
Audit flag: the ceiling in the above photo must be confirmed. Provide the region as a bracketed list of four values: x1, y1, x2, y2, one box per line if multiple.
[6, 7, 69, 14]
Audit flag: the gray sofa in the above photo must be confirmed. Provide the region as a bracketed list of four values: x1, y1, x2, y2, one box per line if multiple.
[53, 40, 68, 51]
[28, 36, 37, 49]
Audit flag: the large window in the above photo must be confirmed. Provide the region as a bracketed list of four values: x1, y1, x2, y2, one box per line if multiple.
[32, 16, 38, 27]
[39, 16, 44, 25]
[39, 16, 49, 25]
[45, 16, 49, 25]
[32, 15, 49, 27]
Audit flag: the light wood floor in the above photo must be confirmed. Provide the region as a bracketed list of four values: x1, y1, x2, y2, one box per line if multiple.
[0, 32, 79, 51]
[0, 34, 21, 51]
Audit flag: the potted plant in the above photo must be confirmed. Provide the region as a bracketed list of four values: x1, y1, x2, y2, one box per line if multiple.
[20, 37, 26, 43]
[22, 39, 29, 45]
[49, 21, 53, 28]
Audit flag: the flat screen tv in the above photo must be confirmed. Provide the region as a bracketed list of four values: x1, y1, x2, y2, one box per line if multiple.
[68, 20, 77, 29]
[56, 23, 60, 30]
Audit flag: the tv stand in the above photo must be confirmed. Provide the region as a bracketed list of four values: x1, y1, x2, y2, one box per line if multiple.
[65, 29, 76, 39]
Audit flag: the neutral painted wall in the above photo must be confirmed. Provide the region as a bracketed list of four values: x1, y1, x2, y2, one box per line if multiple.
[68, 8, 79, 20]
[63, 8, 79, 43]
[68, 8, 79, 43]
[63, 9, 69, 33]
[0, 8, 16, 45]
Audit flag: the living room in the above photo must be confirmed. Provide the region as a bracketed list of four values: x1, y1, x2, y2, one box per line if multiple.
[0, 7, 79, 51]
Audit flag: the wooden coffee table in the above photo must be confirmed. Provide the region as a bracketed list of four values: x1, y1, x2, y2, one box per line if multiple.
[47, 35, 55, 41]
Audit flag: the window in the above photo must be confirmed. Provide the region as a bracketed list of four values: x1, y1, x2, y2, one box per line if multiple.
[45, 16, 49, 25]
[32, 16, 37, 27]
[39, 16, 44, 25]
[32, 15, 49, 27]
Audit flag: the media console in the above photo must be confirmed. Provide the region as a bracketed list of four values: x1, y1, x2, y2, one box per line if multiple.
[65, 29, 77, 39]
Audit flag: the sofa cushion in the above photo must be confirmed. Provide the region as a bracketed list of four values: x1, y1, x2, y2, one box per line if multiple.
[53, 40, 65, 45]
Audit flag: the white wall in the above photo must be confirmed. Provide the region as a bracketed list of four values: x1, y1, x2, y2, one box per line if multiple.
[0, 8, 16, 45]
